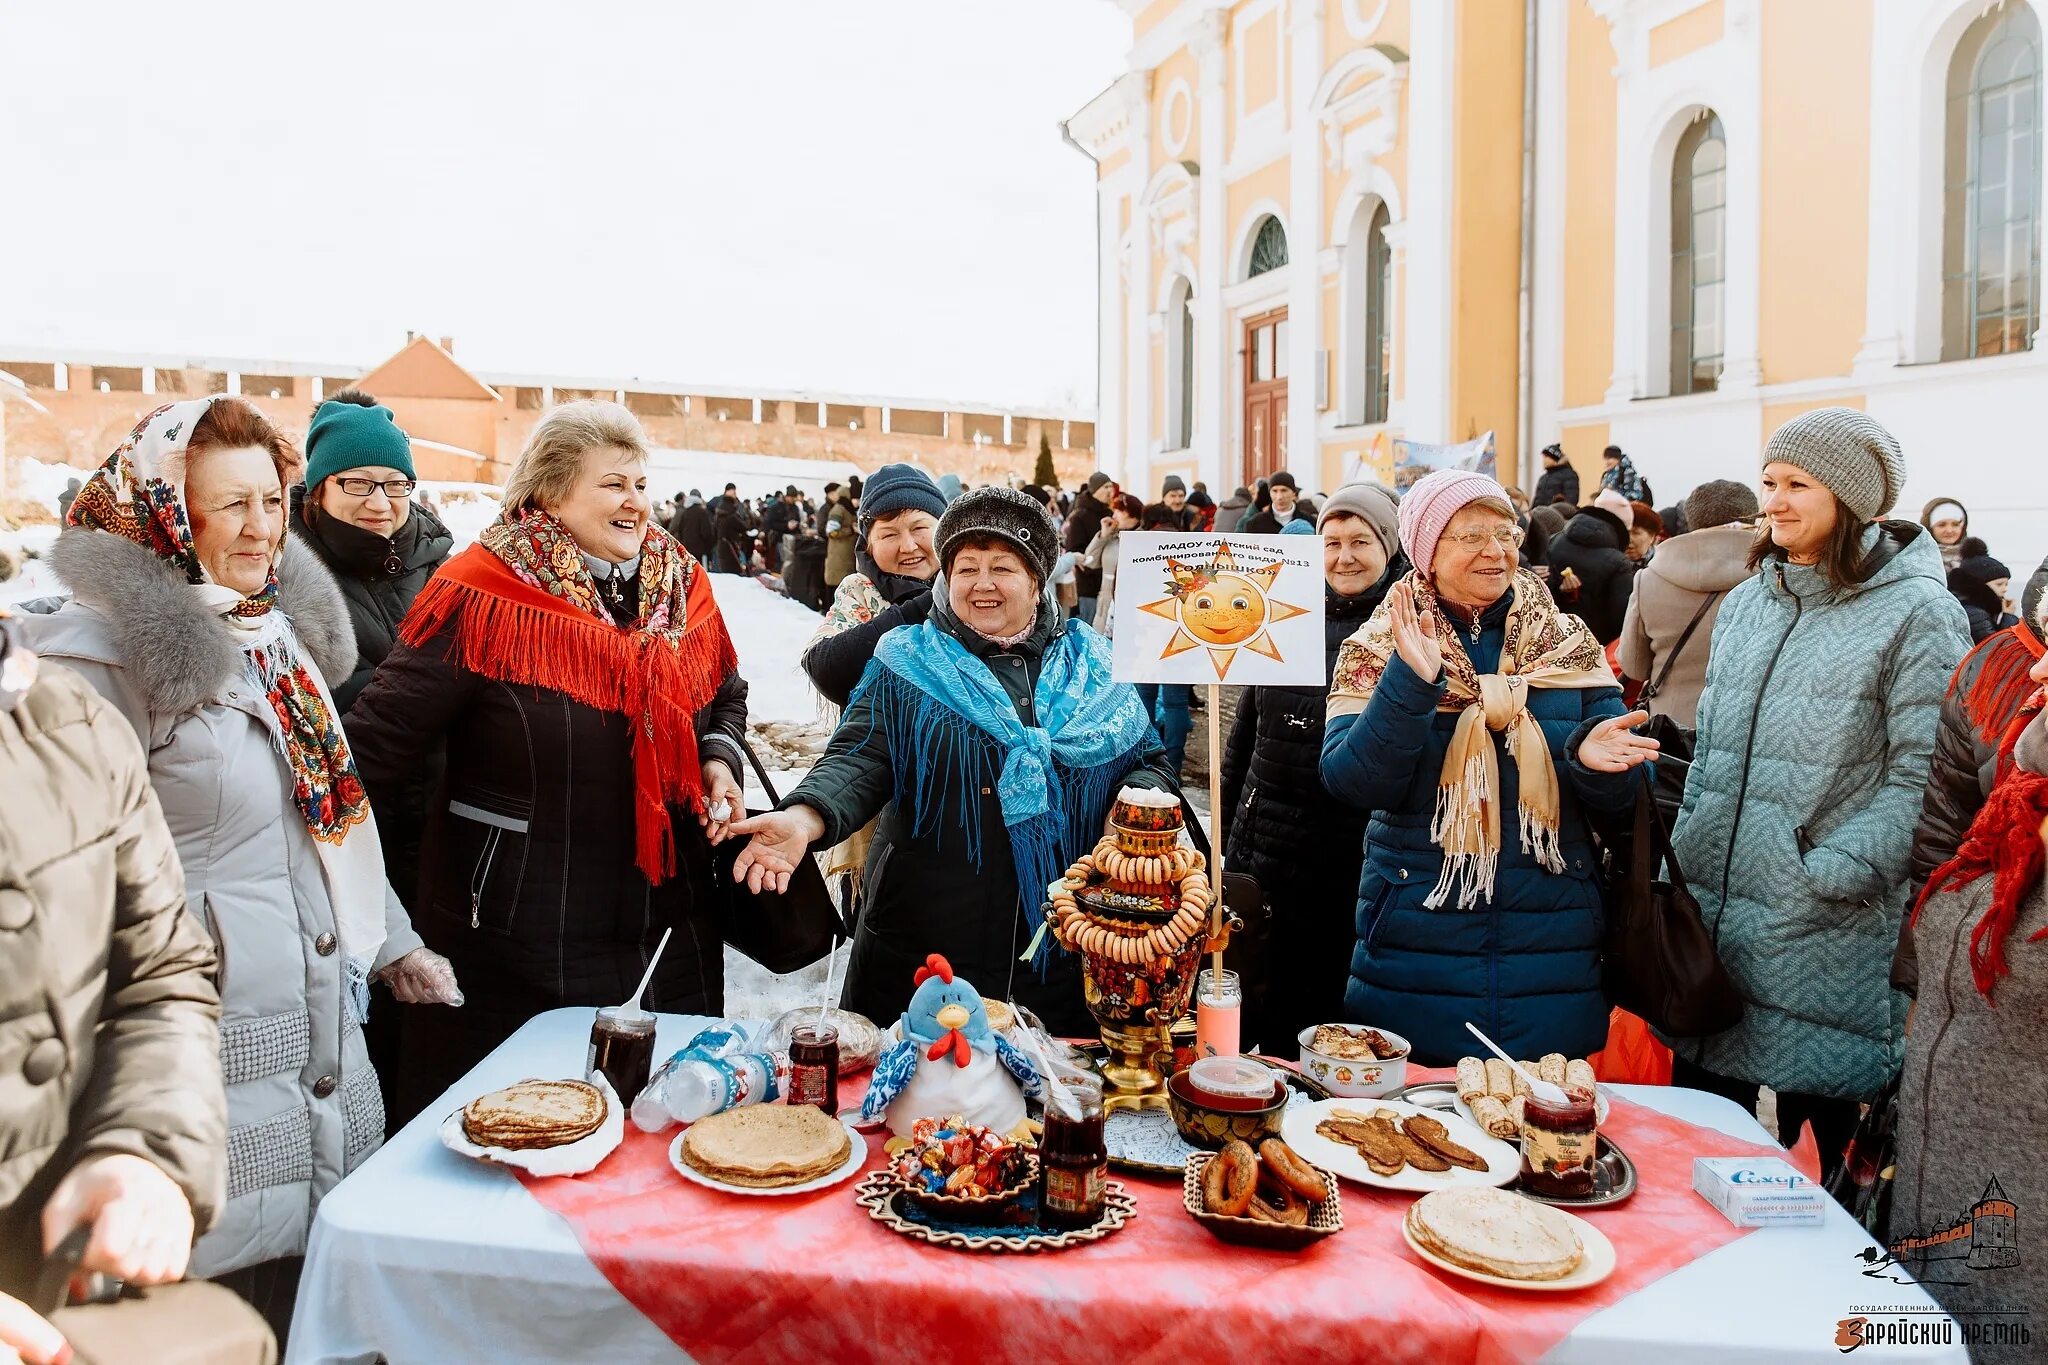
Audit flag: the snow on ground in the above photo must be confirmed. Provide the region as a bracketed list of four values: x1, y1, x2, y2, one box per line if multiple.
[0, 526, 60, 605]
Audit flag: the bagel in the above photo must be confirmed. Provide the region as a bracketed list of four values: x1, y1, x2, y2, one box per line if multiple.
[1202, 1141, 1258, 1217]
[1258, 1139, 1330, 1203]
[1247, 1174, 1309, 1227]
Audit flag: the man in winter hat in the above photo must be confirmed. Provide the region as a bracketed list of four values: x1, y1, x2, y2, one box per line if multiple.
[1143, 473, 1195, 531]
[1533, 442, 1579, 509]
[1948, 541, 2018, 644]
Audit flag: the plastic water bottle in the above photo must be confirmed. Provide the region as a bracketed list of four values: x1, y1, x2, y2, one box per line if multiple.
[631, 1027, 791, 1131]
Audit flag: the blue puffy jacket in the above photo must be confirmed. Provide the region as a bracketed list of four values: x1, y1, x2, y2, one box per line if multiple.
[1320, 590, 1637, 1065]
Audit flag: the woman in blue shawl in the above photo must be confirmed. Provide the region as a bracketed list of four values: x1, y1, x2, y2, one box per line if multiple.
[731, 487, 1179, 1035]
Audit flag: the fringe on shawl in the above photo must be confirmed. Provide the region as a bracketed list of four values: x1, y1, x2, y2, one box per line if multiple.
[400, 562, 739, 884]
[848, 661, 1144, 971]
[1911, 770, 2048, 1001]
[1958, 625, 2046, 754]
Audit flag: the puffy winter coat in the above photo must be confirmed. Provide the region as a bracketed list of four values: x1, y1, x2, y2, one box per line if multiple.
[343, 575, 750, 1118]
[1544, 507, 1635, 644]
[1671, 522, 1969, 1101]
[1219, 566, 1399, 1053]
[823, 496, 857, 587]
[1083, 523, 1124, 635]
[1320, 588, 1635, 1066]
[800, 555, 935, 708]
[784, 598, 1180, 1038]
[0, 640, 225, 1297]
[1616, 525, 1753, 729]
[1063, 490, 1110, 599]
[1533, 464, 1580, 510]
[289, 497, 454, 712]
[16, 531, 423, 1277]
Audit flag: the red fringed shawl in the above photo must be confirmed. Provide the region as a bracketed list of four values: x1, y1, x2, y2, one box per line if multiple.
[1913, 769, 2048, 1001]
[400, 544, 739, 884]
[1957, 623, 2047, 767]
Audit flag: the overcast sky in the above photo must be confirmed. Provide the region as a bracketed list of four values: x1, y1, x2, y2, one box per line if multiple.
[0, 1, 1129, 409]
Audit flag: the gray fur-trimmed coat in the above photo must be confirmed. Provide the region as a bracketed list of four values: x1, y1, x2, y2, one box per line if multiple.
[13, 528, 424, 1277]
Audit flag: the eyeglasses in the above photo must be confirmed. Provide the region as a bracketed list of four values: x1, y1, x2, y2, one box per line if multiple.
[333, 477, 417, 499]
[1443, 526, 1525, 551]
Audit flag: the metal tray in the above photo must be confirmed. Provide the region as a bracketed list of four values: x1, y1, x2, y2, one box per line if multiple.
[1067, 1045, 1331, 1177]
[1387, 1080, 1638, 1208]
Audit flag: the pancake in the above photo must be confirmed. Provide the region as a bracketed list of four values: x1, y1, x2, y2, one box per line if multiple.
[681, 1103, 853, 1189]
[1406, 1186, 1584, 1281]
[462, 1079, 606, 1151]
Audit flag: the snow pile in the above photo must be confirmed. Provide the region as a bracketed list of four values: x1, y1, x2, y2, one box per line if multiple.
[0, 527, 61, 603]
[417, 482, 502, 549]
[10, 456, 82, 518]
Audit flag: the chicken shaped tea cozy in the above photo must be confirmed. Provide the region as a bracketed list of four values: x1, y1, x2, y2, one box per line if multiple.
[861, 954, 1043, 1140]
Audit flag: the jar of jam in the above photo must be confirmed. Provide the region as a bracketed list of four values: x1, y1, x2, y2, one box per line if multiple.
[587, 1006, 657, 1104]
[788, 1023, 840, 1113]
[1519, 1085, 1598, 1198]
[1039, 1071, 1108, 1229]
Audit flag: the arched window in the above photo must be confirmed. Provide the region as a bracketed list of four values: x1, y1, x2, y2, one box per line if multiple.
[1669, 112, 1726, 395]
[1942, 4, 2042, 360]
[1249, 216, 1289, 276]
[1364, 202, 1392, 423]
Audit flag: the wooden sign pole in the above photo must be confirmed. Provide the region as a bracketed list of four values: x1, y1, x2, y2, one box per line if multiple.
[1207, 681, 1224, 979]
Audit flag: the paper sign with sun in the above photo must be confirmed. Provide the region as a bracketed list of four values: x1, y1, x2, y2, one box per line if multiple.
[1110, 535, 1323, 684]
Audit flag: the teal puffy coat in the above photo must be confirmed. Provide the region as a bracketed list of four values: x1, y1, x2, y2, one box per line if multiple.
[1670, 522, 1968, 1101]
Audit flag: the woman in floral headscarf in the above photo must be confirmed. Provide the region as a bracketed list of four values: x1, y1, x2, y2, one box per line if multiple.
[1319, 469, 1655, 1065]
[345, 401, 750, 1114]
[15, 396, 459, 1328]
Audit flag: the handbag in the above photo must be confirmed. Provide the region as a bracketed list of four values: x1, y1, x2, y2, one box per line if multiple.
[714, 737, 846, 974]
[1600, 766, 1745, 1037]
[1825, 1069, 1900, 1240]
[1634, 589, 1720, 824]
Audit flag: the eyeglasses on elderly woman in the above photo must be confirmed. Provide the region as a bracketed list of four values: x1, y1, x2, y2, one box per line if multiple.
[1441, 525, 1525, 551]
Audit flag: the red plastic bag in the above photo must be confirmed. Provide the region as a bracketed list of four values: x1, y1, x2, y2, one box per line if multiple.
[1589, 1007, 1672, 1085]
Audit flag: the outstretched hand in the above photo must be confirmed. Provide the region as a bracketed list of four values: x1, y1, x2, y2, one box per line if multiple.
[1577, 710, 1660, 774]
[728, 806, 826, 894]
[1387, 581, 1444, 683]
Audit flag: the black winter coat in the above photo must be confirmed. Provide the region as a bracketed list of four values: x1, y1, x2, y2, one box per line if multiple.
[1533, 465, 1580, 509]
[671, 503, 715, 562]
[785, 600, 1180, 1037]
[347, 600, 750, 1115]
[1544, 507, 1635, 644]
[1064, 491, 1110, 599]
[798, 554, 935, 707]
[1142, 502, 1197, 532]
[1219, 561, 1401, 1054]
[1241, 506, 1312, 535]
[290, 497, 454, 711]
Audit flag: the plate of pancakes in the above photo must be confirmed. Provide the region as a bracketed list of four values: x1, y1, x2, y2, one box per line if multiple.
[669, 1103, 871, 1196]
[440, 1076, 624, 1177]
[1401, 1186, 1616, 1291]
[1281, 1097, 1520, 1193]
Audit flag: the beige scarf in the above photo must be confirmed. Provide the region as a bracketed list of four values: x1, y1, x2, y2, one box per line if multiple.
[1328, 569, 1616, 909]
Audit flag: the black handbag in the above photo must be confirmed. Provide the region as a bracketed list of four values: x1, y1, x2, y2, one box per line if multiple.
[714, 737, 846, 974]
[1600, 766, 1745, 1037]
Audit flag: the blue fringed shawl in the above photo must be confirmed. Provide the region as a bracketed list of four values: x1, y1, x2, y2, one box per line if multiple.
[851, 616, 1153, 967]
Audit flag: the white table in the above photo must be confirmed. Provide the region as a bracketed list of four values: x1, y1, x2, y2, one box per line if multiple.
[287, 1009, 1962, 1364]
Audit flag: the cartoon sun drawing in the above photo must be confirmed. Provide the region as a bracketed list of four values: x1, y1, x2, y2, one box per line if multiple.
[1139, 542, 1310, 678]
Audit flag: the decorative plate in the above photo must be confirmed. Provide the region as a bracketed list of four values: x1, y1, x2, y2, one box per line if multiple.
[1280, 1097, 1521, 1194]
[1401, 1205, 1617, 1292]
[852, 1171, 1136, 1253]
[1392, 1082, 1635, 1207]
[667, 1119, 872, 1197]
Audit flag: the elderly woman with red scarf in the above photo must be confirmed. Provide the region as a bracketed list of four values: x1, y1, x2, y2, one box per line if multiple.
[347, 401, 749, 1113]
[1893, 622, 2048, 1332]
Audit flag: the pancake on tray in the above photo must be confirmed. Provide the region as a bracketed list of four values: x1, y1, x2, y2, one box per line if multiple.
[681, 1103, 854, 1189]
[1405, 1186, 1584, 1281]
[461, 1079, 607, 1151]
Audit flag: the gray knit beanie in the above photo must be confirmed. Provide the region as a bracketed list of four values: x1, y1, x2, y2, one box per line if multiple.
[1682, 478, 1760, 530]
[1761, 407, 1906, 522]
[935, 485, 1059, 583]
[1316, 481, 1401, 552]
[1160, 474, 1187, 496]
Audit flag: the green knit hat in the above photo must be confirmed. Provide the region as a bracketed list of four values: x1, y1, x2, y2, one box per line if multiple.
[304, 400, 415, 488]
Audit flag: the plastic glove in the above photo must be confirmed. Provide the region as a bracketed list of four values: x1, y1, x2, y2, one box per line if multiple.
[41, 1152, 194, 1286]
[0, 1290, 67, 1365]
[378, 947, 464, 1006]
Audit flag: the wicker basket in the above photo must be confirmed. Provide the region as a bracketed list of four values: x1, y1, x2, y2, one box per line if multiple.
[1182, 1152, 1343, 1250]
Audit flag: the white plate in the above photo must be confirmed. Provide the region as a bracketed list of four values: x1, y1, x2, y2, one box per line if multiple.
[666, 1116, 871, 1196]
[1401, 1205, 1617, 1292]
[438, 1075, 624, 1177]
[1280, 1097, 1520, 1193]
[1451, 1088, 1609, 1138]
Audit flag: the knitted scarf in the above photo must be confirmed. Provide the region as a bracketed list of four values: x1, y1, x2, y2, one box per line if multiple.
[1913, 750, 2048, 1002]
[851, 612, 1151, 968]
[1328, 568, 1616, 909]
[67, 398, 387, 995]
[400, 508, 737, 883]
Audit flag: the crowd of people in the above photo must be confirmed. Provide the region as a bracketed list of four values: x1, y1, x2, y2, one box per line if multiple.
[3, 386, 2043, 1360]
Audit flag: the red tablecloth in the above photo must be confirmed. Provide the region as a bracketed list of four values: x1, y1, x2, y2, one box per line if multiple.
[521, 1070, 1820, 1365]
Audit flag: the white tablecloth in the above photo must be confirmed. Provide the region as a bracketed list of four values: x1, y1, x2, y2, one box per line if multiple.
[287, 1008, 1961, 1364]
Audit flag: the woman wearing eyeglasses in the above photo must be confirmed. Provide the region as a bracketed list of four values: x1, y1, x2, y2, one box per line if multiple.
[1319, 469, 1654, 1065]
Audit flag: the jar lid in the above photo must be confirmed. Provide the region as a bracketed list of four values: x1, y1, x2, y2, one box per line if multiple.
[1187, 1055, 1273, 1101]
[595, 1005, 655, 1030]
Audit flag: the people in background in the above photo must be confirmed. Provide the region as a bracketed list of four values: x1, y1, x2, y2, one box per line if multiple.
[1919, 497, 1970, 572]
[1142, 474, 1197, 531]
[801, 463, 945, 708]
[1085, 492, 1143, 636]
[713, 481, 750, 574]
[1617, 479, 1759, 732]
[1672, 408, 1968, 1181]
[670, 488, 714, 562]
[345, 401, 748, 1118]
[1533, 442, 1580, 509]
[1216, 484, 1253, 533]
[1599, 445, 1652, 503]
[1243, 471, 1311, 533]
[822, 482, 857, 589]
[1947, 540, 2019, 644]
[1321, 469, 1650, 1064]
[1222, 483, 1406, 1054]
[1187, 481, 1216, 530]
[1626, 502, 1662, 565]
[761, 486, 803, 572]
[729, 487, 1181, 1036]
[1543, 489, 1636, 643]
[1064, 471, 1113, 625]
[16, 397, 459, 1334]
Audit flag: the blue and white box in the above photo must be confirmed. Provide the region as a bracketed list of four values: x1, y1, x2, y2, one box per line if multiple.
[1692, 1156, 1828, 1227]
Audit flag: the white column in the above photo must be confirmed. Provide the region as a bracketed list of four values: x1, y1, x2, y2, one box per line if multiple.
[1404, 0, 1456, 437]
[1604, 12, 1648, 404]
[1093, 184, 1124, 478]
[1286, 0, 1325, 483]
[1530, 0, 1569, 459]
[1715, 0, 1763, 392]
[1382, 220, 1410, 427]
[1125, 74, 1155, 499]
[1194, 9, 1230, 492]
[1854, 0, 1911, 374]
[141, 365, 155, 395]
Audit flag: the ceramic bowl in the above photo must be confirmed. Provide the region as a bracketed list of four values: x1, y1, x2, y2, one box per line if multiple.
[1165, 1071, 1287, 1150]
[897, 1152, 1040, 1225]
[1296, 1025, 1410, 1099]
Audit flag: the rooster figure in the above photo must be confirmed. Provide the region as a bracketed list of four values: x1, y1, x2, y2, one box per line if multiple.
[860, 954, 1043, 1141]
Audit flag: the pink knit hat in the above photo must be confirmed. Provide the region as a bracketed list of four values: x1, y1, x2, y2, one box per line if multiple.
[1397, 468, 1515, 578]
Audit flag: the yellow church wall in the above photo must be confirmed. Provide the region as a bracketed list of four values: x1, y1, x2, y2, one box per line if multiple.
[1153, 46, 1201, 169]
[1557, 422, 1610, 493]
[1240, 5, 1281, 115]
[1758, 0, 1871, 384]
[1133, 0, 1181, 42]
[1562, 0, 1617, 416]
[1448, 0, 1527, 476]
[1099, 147, 1132, 181]
[1227, 157, 1293, 250]
[1649, 0, 1724, 68]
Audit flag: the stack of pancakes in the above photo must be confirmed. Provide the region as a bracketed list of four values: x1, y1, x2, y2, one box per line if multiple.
[1405, 1186, 1584, 1281]
[461, 1080, 607, 1151]
[680, 1104, 852, 1189]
